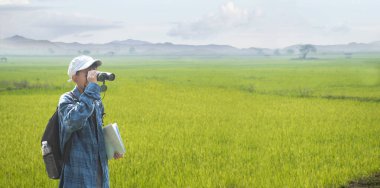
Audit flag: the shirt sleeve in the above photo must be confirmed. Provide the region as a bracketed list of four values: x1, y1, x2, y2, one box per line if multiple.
[58, 83, 101, 139]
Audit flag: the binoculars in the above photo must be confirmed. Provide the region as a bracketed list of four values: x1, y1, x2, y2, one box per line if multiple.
[97, 72, 115, 82]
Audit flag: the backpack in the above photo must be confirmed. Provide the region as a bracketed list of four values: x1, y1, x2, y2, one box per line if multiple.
[41, 92, 76, 179]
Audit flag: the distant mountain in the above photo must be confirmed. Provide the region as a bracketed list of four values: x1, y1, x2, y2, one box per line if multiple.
[107, 39, 152, 46]
[0, 35, 379, 56]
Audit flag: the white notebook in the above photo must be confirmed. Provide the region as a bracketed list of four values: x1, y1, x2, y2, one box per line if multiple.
[103, 123, 126, 160]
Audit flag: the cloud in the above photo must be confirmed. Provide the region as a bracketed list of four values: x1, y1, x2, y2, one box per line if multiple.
[0, 4, 45, 11]
[0, 0, 29, 5]
[330, 24, 351, 34]
[311, 23, 352, 36]
[0, 6, 122, 40]
[35, 12, 122, 35]
[168, 1, 261, 39]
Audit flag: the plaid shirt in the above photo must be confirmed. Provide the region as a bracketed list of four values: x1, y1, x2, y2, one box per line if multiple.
[58, 83, 109, 188]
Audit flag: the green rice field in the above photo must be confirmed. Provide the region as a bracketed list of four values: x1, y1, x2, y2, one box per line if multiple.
[0, 56, 379, 187]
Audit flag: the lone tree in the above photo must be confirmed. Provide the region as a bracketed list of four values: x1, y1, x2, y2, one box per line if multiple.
[286, 49, 294, 55]
[273, 49, 281, 56]
[129, 47, 136, 54]
[0, 57, 7, 62]
[344, 52, 353, 59]
[299, 44, 316, 59]
[82, 50, 91, 55]
[78, 50, 91, 55]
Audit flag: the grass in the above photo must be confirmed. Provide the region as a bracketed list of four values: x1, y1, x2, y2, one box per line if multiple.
[0, 56, 379, 187]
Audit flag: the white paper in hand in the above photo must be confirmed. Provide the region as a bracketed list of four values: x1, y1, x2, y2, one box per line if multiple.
[103, 123, 126, 160]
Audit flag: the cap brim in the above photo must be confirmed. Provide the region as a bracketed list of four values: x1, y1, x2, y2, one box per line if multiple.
[77, 59, 102, 71]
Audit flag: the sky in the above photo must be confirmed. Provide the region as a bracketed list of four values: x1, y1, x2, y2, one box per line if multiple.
[0, 0, 379, 48]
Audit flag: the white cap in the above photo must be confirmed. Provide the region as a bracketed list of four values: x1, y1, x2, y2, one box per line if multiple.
[67, 55, 102, 82]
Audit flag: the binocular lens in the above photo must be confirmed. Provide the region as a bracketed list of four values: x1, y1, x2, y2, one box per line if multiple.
[107, 74, 115, 81]
[97, 72, 115, 82]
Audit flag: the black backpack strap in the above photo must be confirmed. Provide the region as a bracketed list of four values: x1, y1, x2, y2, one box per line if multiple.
[62, 92, 78, 163]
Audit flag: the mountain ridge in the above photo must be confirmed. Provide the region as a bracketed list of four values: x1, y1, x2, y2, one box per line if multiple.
[1, 35, 380, 56]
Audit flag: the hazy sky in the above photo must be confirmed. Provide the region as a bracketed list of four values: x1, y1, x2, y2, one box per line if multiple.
[0, 0, 379, 48]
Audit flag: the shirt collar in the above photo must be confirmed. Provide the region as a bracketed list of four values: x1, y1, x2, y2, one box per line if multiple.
[71, 86, 81, 100]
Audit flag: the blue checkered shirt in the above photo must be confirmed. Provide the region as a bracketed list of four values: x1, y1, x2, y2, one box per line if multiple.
[58, 83, 109, 188]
